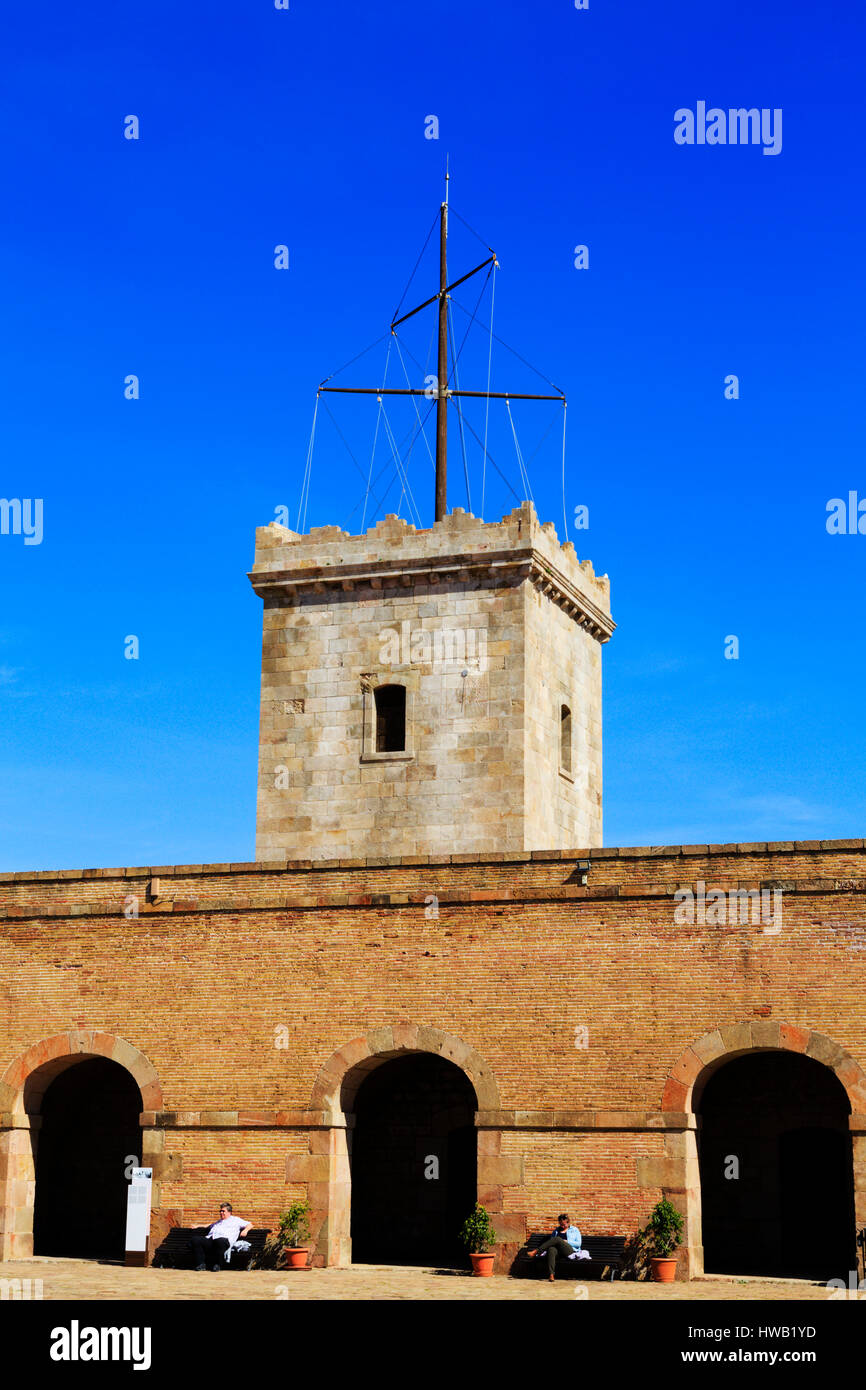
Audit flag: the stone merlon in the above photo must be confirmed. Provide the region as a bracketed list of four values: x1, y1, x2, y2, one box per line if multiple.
[248, 501, 614, 642]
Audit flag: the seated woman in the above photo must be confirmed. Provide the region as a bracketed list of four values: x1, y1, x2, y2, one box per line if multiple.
[526, 1213, 583, 1282]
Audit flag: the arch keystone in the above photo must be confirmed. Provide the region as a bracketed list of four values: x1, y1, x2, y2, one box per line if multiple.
[392, 1022, 419, 1050]
[750, 1021, 781, 1050]
[779, 1023, 809, 1053]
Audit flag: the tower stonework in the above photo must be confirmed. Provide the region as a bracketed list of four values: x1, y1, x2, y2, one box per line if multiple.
[248, 500, 614, 861]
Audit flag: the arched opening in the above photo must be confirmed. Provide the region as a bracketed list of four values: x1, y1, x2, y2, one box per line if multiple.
[33, 1057, 142, 1260]
[375, 684, 406, 752]
[348, 1053, 477, 1266]
[697, 1051, 855, 1280]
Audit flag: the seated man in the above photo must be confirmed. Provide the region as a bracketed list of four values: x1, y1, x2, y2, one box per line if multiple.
[190, 1201, 252, 1271]
[526, 1212, 582, 1282]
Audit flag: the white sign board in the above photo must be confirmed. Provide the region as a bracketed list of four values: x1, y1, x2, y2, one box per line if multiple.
[125, 1167, 153, 1253]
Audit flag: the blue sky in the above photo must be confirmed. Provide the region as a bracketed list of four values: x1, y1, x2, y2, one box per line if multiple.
[1, 0, 864, 870]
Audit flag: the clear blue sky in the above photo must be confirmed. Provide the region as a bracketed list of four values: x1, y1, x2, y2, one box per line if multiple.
[2, 0, 864, 871]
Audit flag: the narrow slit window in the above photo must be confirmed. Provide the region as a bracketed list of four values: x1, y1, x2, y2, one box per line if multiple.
[375, 684, 406, 752]
[560, 704, 572, 775]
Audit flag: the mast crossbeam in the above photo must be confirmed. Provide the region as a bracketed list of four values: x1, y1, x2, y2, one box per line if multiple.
[390, 255, 496, 331]
[319, 387, 564, 402]
[320, 171, 565, 524]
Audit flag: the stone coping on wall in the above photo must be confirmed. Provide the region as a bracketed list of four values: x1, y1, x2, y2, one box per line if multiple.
[2, 1108, 690, 1130]
[5, 1108, 865, 1133]
[2, 879, 865, 922]
[1, 838, 864, 885]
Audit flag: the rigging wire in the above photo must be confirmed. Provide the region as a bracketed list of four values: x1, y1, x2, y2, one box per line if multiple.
[318, 332, 392, 389]
[398, 384, 435, 494]
[361, 338, 394, 530]
[561, 403, 569, 542]
[296, 393, 320, 533]
[447, 299, 472, 512]
[525, 406, 560, 466]
[393, 265, 551, 517]
[380, 400, 422, 527]
[318, 397, 389, 518]
[391, 209, 441, 325]
[395, 268, 491, 384]
[318, 207, 477, 414]
[343, 469, 401, 530]
[481, 262, 496, 522]
[312, 206, 560, 531]
[388, 333, 427, 379]
[342, 396, 438, 530]
[378, 404, 411, 524]
[392, 333, 436, 470]
[424, 317, 437, 378]
[450, 400, 524, 505]
[449, 206, 495, 255]
[364, 399, 437, 509]
[362, 398, 385, 533]
[505, 396, 535, 507]
[450, 297, 564, 394]
[449, 265, 492, 373]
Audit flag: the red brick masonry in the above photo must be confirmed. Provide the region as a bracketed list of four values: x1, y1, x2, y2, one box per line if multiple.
[1, 839, 864, 1274]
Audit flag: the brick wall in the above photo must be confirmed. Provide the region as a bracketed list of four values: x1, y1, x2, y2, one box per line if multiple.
[1, 839, 864, 1271]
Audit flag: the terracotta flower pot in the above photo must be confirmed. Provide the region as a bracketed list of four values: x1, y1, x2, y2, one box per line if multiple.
[650, 1256, 677, 1282]
[469, 1251, 495, 1277]
[285, 1248, 308, 1268]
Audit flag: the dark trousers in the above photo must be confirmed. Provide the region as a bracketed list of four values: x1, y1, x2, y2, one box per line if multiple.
[535, 1236, 575, 1274]
[190, 1234, 231, 1268]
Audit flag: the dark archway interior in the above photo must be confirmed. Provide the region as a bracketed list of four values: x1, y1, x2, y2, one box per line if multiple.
[33, 1057, 142, 1260]
[349, 1053, 477, 1266]
[698, 1051, 855, 1280]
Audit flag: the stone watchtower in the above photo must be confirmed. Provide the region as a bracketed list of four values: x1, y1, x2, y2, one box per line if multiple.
[248, 501, 614, 861]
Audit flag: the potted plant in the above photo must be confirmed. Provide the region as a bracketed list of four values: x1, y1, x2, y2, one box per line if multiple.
[459, 1203, 497, 1276]
[250, 1201, 313, 1271]
[640, 1198, 684, 1282]
[248, 1201, 313, 1271]
[277, 1200, 312, 1268]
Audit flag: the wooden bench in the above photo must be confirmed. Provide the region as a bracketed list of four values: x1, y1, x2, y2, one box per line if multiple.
[151, 1227, 271, 1271]
[513, 1233, 627, 1280]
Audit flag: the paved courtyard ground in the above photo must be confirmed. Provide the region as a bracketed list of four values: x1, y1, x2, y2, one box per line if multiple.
[0, 1258, 842, 1300]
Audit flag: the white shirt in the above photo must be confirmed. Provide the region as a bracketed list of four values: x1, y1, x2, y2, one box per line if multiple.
[207, 1215, 249, 1246]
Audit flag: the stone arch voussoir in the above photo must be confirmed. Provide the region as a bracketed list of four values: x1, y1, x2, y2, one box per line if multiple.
[660, 1021, 866, 1118]
[0, 1030, 163, 1115]
[309, 1023, 500, 1116]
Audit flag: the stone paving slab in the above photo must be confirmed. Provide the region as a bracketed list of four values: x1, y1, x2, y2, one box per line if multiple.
[0, 1259, 837, 1301]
